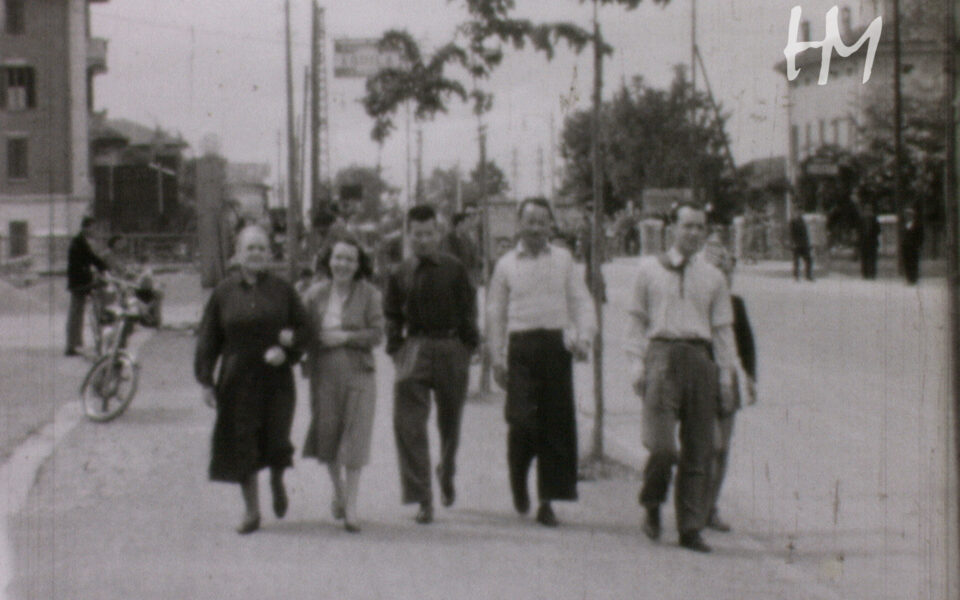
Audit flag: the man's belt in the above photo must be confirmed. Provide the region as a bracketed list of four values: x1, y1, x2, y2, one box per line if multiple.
[409, 328, 459, 339]
[650, 336, 712, 349]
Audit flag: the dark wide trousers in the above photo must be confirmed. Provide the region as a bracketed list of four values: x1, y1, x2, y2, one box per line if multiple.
[639, 339, 718, 534]
[393, 337, 471, 505]
[506, 329, 578, 503]
[65, 290, 88, 351]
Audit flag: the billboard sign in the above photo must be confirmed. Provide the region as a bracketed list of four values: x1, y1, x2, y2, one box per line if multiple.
[333, 38, 405, 78]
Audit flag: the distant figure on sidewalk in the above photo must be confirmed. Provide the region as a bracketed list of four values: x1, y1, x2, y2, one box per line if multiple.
[626, 203, 742, 553]
[701, 235, 757, 533]
[384, 205, 479, 525]
[900, 207, 923, 285]
[440, 211, 482, 288]
[301, 237, 384, 533]
[788, 208, 813, 282]
[194, 225, 311, 535]
[65, 217, 109, 356]
[486, 198, 596, 527]
[859, 202, 881, 280]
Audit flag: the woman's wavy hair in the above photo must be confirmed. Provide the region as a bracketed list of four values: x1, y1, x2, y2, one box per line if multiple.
[314, 234, 373, 281]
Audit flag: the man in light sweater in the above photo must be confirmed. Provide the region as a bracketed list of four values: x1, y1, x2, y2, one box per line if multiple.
[487, 197, 597, 527]
[626, 203, 741, 553]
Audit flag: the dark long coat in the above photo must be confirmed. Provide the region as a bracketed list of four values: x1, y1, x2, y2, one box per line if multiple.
[194, 271, 311, 483]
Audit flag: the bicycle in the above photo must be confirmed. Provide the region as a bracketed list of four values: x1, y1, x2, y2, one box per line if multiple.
[79, 273, 145, 422]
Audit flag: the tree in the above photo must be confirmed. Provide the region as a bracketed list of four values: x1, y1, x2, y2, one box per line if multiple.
[559, 66, 732, 218]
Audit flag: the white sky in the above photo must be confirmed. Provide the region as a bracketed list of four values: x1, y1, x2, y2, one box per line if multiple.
[90, 0, 874, 203]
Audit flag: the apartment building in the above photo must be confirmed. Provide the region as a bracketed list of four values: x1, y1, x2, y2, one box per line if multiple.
[0, 0, 109, 263]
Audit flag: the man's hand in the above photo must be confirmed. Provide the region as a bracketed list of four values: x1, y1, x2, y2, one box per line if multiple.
[493, 362, 508, 390]
[201, 387, 216, 409]
[719, 368, 737, 409]
[278, 328, 295, 347]
[264, 345, 287, 366]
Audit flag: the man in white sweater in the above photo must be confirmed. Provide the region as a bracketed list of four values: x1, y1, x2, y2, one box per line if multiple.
[486, 198, 597, 526]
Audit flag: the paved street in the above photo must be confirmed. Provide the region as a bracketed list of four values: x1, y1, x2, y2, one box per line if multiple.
[1, 262, 952, 599]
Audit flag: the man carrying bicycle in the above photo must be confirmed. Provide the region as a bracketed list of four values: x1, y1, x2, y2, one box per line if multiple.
[66, 217, 109, 356]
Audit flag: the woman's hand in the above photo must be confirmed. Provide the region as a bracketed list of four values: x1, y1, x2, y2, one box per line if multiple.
[319, 329, 351, 347]
[201, 387, 216, 409]
[278, 328, 295, 347]
[264, 345, 287, 366]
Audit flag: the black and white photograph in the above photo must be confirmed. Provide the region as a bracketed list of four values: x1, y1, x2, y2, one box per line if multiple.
[1, 0, 958, 598]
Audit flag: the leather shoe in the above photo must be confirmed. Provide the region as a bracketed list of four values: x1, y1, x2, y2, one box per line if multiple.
[437, 466, 455, 507]
[271, 476, 288, 519]
[236, 513, 261, 535]
[706, 512, 731, 532]
[331, 498, 345, 520]
[415, 503, 433, 524]
[679, 531, 712, 553]
[513, 490, 531, 515]
[64, 348, 81, 357]
[535, 503, 559, 527]
[642, 507, 661, 541]
[343, 521, 361, 534]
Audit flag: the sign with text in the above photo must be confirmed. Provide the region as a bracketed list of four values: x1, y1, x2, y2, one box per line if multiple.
[333, 38, 405, 78]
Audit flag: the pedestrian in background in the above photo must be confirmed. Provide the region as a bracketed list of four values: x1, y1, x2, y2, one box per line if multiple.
[788, 206, 813, 282]
[384, 205, 479, 524]
[441, 211, 482, 288]
[65, 216, 109, 356]
[301, 236, 384, 533]
[702, 234, 757, 533]
[194, 225, 311, 535]
[486, 198, 596, 526]
[626, 203, 741, 553]
[858, 201, 881, 280]
[900, 207, 923, 285]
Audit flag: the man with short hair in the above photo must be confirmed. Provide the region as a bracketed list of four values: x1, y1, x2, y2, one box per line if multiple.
[789, 205, 813, 281]
[65, 217, 109, 356]
[487, 198, 596, 527]
[384, 204, 479, 524]
[626, 203, 741, 553]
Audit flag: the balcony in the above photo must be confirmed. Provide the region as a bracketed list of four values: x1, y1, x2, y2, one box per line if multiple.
[87, 37, 108, 75]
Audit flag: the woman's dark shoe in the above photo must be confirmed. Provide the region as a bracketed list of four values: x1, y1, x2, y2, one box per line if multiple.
[535, 503, 559, 527]
[236, 513, 261, 535]
[343, 521, 361, 534]
[642, 506, 661, 541]
[271, 476, 288, 519]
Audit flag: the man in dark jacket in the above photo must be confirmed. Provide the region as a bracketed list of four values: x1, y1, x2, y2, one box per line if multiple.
[859, 202, 881, 280]
[789, 207, 813, 281]
[65, 217, 109, 355]
[900, 207, 923, 285]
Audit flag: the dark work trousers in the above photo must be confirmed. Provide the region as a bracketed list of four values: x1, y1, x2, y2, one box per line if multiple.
[639, 339, 718, 534]
[792, 248, 812, 281]
[903, 245, 921, 284]
[861, 247, 878, 279]
[66, 290, 88, 351]
[506, 329, 578, 503]
[393, 336, 471, 505]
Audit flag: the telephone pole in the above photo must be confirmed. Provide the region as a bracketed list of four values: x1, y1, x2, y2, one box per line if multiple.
[284, 0, 300, 279]
[588, 0, 606, 464]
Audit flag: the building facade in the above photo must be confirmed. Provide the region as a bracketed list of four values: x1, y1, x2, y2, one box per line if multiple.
[0, 0, 109, 262]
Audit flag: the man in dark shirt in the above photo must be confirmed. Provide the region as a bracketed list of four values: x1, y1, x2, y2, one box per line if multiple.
[65, 217, 109, 356]
[788, 205, 813, 282]
[384, 204, 479, 524]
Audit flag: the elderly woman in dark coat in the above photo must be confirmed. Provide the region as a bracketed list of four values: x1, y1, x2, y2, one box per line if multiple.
[195, 225, 311, 534]
[302, 236, 384, 533]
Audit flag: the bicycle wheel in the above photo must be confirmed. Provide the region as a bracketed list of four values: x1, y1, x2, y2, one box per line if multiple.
[80, 352, 139, 422]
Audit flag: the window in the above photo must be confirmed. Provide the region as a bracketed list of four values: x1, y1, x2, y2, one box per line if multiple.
[790, 125, 799, 160]
[1, 66, 36, 110]
[818, 119, 825, 146]
[4, 0, 24, 35]
[8, 221, 28, 258]
[804, 123, 812, 154]
[832, 120, 840, 145]
[7, 137, 27, 180]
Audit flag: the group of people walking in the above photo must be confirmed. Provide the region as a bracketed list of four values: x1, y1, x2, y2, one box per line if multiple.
[192, 200, 755, 554]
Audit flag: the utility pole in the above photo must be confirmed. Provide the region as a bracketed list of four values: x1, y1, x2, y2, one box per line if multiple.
[537, 145, 544, 196]
[284, 0, 300, 280]
[478, 124, 492, 393]
[511, 147, 519, 201]
[944, 0, 960, 594]
[689, 0, 699, 204]
[310, 1, 321, 217]
[588, 0, 606, 464]
[892, 0, 904, 273]
[549, 111, 557, 199]
[415, 127, 424, 205]
[300, 66, 310, 213]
